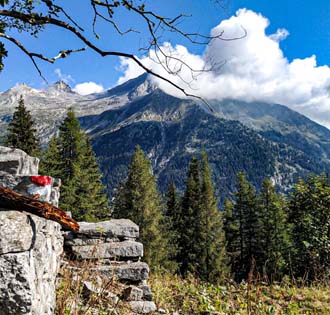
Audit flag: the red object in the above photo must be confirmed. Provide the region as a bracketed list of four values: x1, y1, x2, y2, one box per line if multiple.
[30, 176, 52, 186]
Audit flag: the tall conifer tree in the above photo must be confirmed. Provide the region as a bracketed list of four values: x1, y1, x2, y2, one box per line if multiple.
[289, 175, 330, 280]
[224, 172, 260, 281]
[164, 180, 180, 271]
[5, 95, 39, 156]
[198, 152, 227, 282]
[43, 109, 109, 221]
[113, 146, 168, 268]
[258, 178, 290, 280]
[39, 135, 61, 177]
[179, 156, 201, 276]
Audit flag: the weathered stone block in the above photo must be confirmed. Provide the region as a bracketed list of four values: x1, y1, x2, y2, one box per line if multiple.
[0, 146, 38, 176]
[76, 219, 139, 239]
[0, 211, 63, 315]
[0, 210, 33, 254]
[71, 241, 143, 259]
[90, 262, 150, 282]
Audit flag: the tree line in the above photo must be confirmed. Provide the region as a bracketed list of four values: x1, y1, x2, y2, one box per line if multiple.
[112, 144, 330, 284]
[4, 96, 330, 284]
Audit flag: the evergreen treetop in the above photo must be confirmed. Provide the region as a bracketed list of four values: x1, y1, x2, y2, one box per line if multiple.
[4, 95, 40, 156]
[42, 109, 109, 221]
[113, 145, 169, 268]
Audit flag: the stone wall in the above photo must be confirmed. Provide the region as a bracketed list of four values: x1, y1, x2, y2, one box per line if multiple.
[0, 146, 64, 315]
[0, 146, 156, 314]
[0, 211, 63, 315]
[63, 219, 156, 313]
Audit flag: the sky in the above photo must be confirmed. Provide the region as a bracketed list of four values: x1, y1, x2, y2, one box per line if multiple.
[1, 0, 330, 127]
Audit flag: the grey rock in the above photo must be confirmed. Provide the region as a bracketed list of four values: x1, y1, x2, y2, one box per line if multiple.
[0, 172, 20, 188]
[0, 211, 63, 315]
[139, 285, 153, 301]
[76, 219, 139, 239]
[122, 285, 144, 301]
[71, 241, 143, 260]
[0, 146, 38, 176]
[158, 308, 166, 314]
[65, 237, 104, 246]
[75, 261, 150, 282]
[0, 210, 33, 254]
[129, 301, 157, 314]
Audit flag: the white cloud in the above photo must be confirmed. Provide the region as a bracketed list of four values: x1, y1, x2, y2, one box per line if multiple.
[117, 58, 145, 85]
[73, 82, 104, 95]
[117, 9, 330, 128]
[54, 68, 74, 84]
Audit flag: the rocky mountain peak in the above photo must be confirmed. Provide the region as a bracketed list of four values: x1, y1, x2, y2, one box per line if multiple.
[46, 80, 74, 94]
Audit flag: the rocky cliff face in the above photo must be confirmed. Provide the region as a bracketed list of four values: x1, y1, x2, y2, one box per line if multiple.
[0, 211, 63, 315]
[0, 147, 63, 315]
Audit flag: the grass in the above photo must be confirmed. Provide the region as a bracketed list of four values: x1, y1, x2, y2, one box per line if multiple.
[149, 273, 330, 315]
[55, 261, 330, 315]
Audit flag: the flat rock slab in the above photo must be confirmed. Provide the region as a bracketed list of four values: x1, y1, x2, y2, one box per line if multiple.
[89, 262, 150, 282]
[0, 210, 33, 254]
[71, 241, 143, 259]
[72, 219, 139, 239]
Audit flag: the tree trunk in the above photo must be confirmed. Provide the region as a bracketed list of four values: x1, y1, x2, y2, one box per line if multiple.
[0, 186, 79, 231]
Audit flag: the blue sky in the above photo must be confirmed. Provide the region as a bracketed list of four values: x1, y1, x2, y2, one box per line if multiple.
[1, 0, 330, 126]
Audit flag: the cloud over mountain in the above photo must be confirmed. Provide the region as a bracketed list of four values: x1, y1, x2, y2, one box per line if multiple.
[118, 9, 330, 128]
[73, 82, 105, 95]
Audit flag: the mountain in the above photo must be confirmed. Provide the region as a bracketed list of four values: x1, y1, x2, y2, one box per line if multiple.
[1, 74, 330, 202]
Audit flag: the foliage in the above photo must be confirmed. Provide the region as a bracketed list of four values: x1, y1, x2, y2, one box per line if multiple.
[164, 180, 180, 272]
[288, 174, 330, 281]
[224, 172, 260, 281]
[258, 178, 291, 280]
[113, 145, 169, 268]
[197, 151, 227, 282]
[150, 272, 330, 315]
[179, 155, 202, 276]
[4, 94, 40, 156]
[42, 109, 109, 221]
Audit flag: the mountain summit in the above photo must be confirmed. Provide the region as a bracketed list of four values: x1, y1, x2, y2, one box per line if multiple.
[1, 74, 329, 201]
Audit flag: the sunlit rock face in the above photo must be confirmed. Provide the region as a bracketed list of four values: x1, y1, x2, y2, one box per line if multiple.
[0, 147, 63, 315]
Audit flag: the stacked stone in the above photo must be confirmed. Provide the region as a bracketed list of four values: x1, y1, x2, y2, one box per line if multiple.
[63, 219, 157, 314]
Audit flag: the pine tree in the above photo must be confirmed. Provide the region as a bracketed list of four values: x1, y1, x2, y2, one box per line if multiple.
[225, 172, 260, 281]
[198, 151, 227, 282]
[164, 180, 180, 271]
[258, 178, 290, 280]
[73, 136, 109, 221]
[4, 95, 40, 156]
[289, 175, 330, 280]
[178, 156, 201, 276]
[42, 109, 109, 221]
[39, 135, 61, 177]
[113, 146, 168, 268]
[57, 109, 84, 182]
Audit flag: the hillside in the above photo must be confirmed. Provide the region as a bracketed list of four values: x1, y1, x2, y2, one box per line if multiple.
[1, 74, 330, 201]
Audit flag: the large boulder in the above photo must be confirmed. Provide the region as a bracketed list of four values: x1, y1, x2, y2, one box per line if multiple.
[0, 211, 63, 315]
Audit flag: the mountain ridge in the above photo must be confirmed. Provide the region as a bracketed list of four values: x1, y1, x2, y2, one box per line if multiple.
[1, 74, 329, 202]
